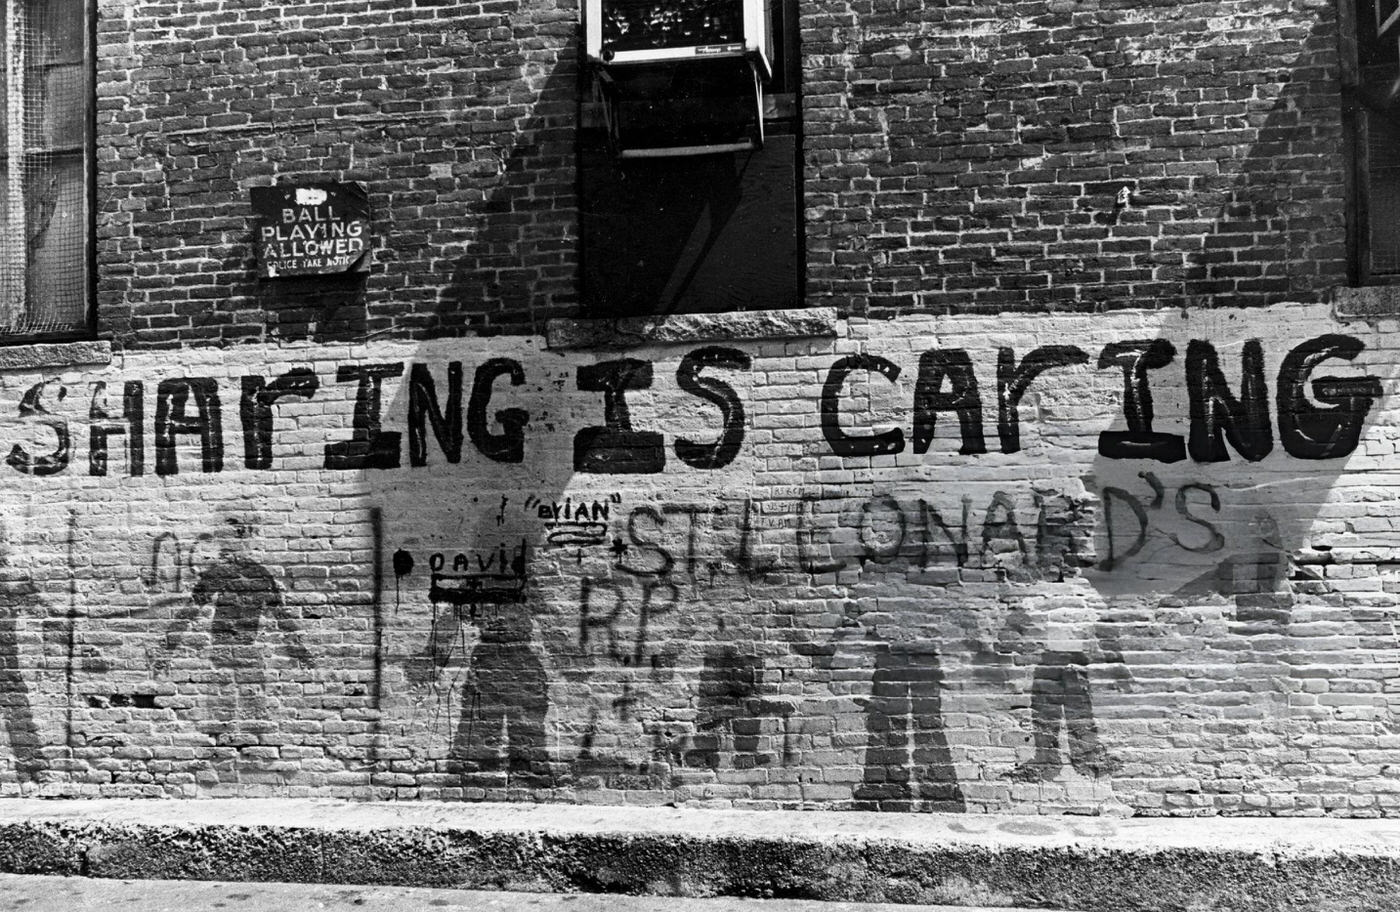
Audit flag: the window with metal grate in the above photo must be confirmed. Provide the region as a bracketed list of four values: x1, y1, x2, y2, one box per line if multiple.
[0, 0, 91, 342]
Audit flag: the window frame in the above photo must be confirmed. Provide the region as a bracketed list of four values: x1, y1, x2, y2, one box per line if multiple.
[1340, 0, 1400, 286]
[0, 0, 97, 346]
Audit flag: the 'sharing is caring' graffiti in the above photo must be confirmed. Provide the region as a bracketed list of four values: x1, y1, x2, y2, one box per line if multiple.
[0, 333, 1376, 476]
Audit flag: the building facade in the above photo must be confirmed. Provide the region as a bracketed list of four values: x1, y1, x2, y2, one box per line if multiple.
[0, 0, 1391, 815]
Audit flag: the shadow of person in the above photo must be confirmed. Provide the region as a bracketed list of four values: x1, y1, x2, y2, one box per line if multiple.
[853, 641, 967, 812]
[407, 543, 551, 788]
[438, 64, 581, 337]
[159, 517, 313, 766]
[0, 559, 44, 785]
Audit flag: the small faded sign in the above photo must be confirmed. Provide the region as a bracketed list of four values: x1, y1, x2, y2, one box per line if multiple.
[251, 182, 371, 278]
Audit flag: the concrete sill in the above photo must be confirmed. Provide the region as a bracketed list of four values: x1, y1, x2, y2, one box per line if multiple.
[1333, 285, 1400, 321]
[0, 340, 112, 371]
[545, 307, 839, 350]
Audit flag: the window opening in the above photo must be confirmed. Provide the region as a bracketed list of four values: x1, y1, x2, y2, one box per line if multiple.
[0, 0, 90, 340]
[584, 0, 774, 158]
[1346, 0, 1400, 281]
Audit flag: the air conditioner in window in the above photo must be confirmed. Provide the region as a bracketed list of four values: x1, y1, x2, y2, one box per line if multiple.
[583, 0, 773, 157]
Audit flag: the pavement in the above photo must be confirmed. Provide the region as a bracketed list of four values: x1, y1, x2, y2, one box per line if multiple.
[0, 799, 1393, 912]
[0, 874, 1062, 912]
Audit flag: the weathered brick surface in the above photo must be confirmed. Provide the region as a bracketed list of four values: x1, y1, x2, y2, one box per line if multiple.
[0, 303, 1391, 817]
[802, 0, 1349, 316]
[97, 0, 580, 344]
[31, 0, 1397, 815]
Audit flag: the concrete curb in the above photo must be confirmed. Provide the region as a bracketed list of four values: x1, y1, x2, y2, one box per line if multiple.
[0, 801, 1395, 911]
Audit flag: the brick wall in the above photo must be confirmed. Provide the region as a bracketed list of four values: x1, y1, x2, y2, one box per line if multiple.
[802, 0, 1349, 316]
[0, 302, 1392, 816]
[97, 0, 580, 343]
[29, 0, 1396, 814]
[96, 0, 1355, 346]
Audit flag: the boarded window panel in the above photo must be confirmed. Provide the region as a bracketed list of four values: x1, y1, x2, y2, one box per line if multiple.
[581, 132, 800, 314]
[1367, 113, 1400, 275]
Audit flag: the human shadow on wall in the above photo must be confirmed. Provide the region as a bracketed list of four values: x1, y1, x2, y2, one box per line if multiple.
[368, 56, 583, 793]
[157, 517, 314, 775]
[0, 561, 44, 784]
[978, 607, 1129, 783]
[369, 43, 775, 797]
[666, 645, 793, 773]
[852, 642, 966, 812]
[405, 541, 551, 786]
[947, 9, 1382, 792]
[1073, 334, 1387, 795]
[437, 66, 580, 337]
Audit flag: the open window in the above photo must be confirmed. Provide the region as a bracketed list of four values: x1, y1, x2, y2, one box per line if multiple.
[578, 0, 801, 317]
[583, 0, 774, 157]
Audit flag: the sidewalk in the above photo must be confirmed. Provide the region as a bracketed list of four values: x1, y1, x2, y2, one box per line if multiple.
[0, 799, 1392, 912]
[0, 874, 1064, 912]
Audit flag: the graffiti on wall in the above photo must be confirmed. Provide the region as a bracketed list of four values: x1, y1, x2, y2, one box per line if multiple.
[405, 538, 550, 786]
[0, 316, 1383, 807]
[0, 333, 1375, 477]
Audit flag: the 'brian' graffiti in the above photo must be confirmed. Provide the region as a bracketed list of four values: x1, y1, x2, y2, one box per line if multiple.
[0, 334, 1378, 477]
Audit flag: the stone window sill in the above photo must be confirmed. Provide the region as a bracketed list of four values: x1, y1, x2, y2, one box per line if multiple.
[1333, 285, 1400, 321]
[0, 340, 112, 371]
[545, 307, 839, 350]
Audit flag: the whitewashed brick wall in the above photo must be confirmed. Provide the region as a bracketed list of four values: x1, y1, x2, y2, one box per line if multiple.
[0, 301, 1390, 815]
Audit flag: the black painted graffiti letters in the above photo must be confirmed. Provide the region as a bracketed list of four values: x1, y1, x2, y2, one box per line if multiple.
[574, 359, 666, 474]
[241, 369, 319, 470]
[1096, 340, 1186, 463]
[6, 381, 70, 477]
[997, 346, 1088, 454]
[88, 381, 144, 477]
[0, 334, 1378, 480]
[324, 363, 404, 470]
[155, 378, 223, 476]
[468, 358, 529, 465]
[407, 362, 463, 467]
[1186, 339, 1272, 463]
[674, 346, 749, 470]
[821, 354, 905, 457]
[427, 540, 528, 608]
[1276, 334, 1381, 460]
[913, 348, 986, 455]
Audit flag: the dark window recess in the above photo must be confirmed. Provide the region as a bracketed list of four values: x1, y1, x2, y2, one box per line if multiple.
[605, 59, 766, 157]
[580, 0, 803, 316]
[1366, 113, 1400, 275]
[1343, 0, 1400, 283]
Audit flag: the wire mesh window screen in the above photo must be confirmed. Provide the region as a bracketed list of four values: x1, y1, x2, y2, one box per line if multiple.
[0, 0, 88, 339]
[1367, 112, 1400, 275]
